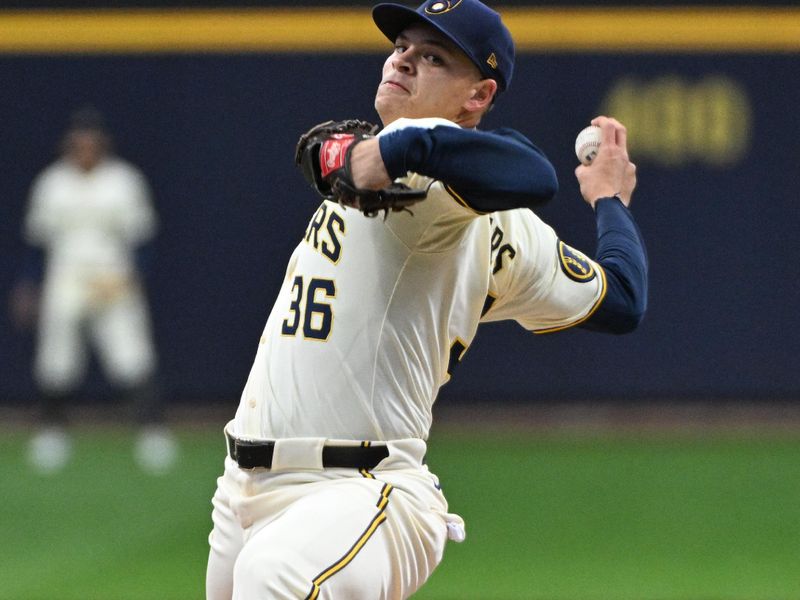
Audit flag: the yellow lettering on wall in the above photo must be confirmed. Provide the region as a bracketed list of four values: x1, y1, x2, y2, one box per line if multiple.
[602, 75, 751, 168]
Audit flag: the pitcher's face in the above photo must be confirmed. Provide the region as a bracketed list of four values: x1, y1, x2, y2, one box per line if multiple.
[374, 23, 490, 126]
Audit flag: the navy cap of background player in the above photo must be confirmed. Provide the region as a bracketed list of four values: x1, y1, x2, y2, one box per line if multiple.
[67, 106, 108, 134]
[372, 0, 515, 94]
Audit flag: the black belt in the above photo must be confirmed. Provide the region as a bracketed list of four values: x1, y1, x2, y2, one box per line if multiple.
[225, 430, 390, 470]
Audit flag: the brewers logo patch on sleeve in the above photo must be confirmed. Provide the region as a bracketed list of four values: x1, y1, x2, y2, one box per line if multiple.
[557, 240, 596, 282]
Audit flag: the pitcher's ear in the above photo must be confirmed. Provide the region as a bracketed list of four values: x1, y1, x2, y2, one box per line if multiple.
[466, 79, 498, 112]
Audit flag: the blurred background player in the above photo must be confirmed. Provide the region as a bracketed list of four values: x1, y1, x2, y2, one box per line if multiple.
[9, 107, 177, 474]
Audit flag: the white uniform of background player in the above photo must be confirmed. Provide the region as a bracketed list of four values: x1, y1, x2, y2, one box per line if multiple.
[206, 1, 646, 598]
[27, 140, 157, 393]
[16, 108, 176, 474]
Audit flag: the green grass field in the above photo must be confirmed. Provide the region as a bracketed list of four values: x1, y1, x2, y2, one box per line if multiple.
[2, 424, 799, 599]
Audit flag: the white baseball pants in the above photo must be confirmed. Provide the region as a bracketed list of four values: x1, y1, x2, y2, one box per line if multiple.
[34, 270, 156, 391]
[205, 435, 464, 599]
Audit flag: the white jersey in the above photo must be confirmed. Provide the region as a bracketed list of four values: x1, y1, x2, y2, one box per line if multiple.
[233, 118, 606, 441]
[24, 157, 156, 278]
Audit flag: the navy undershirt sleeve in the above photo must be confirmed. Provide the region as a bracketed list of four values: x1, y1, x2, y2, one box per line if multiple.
[378, 125, 558, 212]
[580, 197, 648, 334]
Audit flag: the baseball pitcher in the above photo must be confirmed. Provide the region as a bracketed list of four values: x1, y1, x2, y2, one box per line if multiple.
[206, 1, 647, 598]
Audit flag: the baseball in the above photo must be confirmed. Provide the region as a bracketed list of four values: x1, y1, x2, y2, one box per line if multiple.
[575, 125, 601, 165]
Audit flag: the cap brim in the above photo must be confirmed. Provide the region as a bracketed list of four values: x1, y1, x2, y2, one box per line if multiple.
[373, 3, 477, 63]
[372, 4, 431, 44]
[372, 4, 488, 79]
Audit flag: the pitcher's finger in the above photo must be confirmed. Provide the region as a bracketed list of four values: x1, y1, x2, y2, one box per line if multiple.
[590, 115, 608, 129]
[599, 118, 618, 149]
[608, 117, 627, 149]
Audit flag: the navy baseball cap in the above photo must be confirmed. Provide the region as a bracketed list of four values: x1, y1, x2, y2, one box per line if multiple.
[68, 106, 108, 133]
[372, 0, 515, 93]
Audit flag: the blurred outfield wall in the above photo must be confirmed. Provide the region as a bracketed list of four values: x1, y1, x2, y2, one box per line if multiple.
[0, 6, 798, 405]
